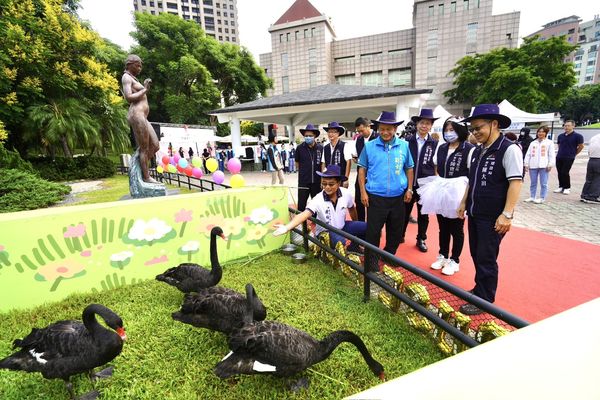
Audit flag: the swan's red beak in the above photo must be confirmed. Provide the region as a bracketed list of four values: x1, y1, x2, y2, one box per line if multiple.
[219, 234, 226, 240]
[378, 372, 385, 381]
[116, 327, 127, 341]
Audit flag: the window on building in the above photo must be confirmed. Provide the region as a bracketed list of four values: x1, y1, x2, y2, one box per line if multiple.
[218, 27, 222, 32]
[134, 4, 138, 10]
[427, 29, 438, 57]
[574, 63, 581, 69]
[308, 48, 317, 66]
[229, 4, 233, 10]
[360, 52, 382, 60]
[217, 10, 221, 16]
[224, 20, 228, 25]
[224, 28, 229, 33]
[204, 7, 213, 14]
[166, 2, 177, 9]
[429, 5, 434, 16]
[141, 0, 147, 5]
[286, 32, 290, 41]
[203, 0, 212, 4]
[225, 36, 229, 41]
[589, 51, 598, 61]
[183, 14, 189, 19]
[295, 31, 300, 40]
[427, 57, 437, 81]
[281, 53, 288, 69]
[587, 66, 596, 74]
[219, 35, 223, 40]
[311, 27, 316, 37]
[335, 74, 356, 85]
[588, 59, 596, 66]
[150, 1, 155, 6]
[304, 29, 309, 38]
[230, 12, 234, 18]
[590, 45, 598, 52]
[231, 28, 235, 34]
[309, 72, 317, 87]
[192, 7, 199, 12]
[388, 68, 411, 87]
[585, 75, 593, 82]
[450, 1, 456, 12]
[193, 16, 200, 22]
[158, 2, 163, 7]
[182, 5, 188, 11]
[388, 48, 411, 56]
[464, 0, 469, 10]
[216, 2, 220, 7]
[207, 33, 215, 38]
[190, 0, 197, 4]
[466, 23, 478, 53]
[282, 76, 289, 93]
[334, 55, 355, 63]
[280, 34, 283, 43]
[439, 4, 444, 15]
[361, 71, 383, 87]
[224, 11, 228, 17]
[205, 16, 214, 24]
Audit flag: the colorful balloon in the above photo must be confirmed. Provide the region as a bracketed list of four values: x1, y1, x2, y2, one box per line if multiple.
[178, 158, 188, 169]
[191, 157, 202, 168]
[206, 158, 218, 173]
[229, 174, 245, 188]
[227, 158, 242, 174]
[173, 154, 181, 163]
[169, 157, 176, 166]
[156, 165, 164, 174]
[161, 155, 170, 165]
[167, 164, 177, 173]
[192, 167, 203, 178]
[184, 166, 193, 176]
[212, 170, 225, 184]
[176, 164, 184, 173]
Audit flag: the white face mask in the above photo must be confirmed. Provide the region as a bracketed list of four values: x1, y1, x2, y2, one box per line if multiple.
[444, 130, 459, 143]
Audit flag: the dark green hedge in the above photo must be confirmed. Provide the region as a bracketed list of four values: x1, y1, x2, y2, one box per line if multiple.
[0, 169, 71, 213]
[29, 156, 116, 181]
[0, 145, 36, 174]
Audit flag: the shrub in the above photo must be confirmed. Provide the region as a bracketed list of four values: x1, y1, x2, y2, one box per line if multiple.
[0, 169, 71, 213]
[29, 156, 116, 181]
[0, 144, 36, 174]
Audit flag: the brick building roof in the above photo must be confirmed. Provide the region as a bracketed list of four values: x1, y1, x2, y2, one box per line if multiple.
[274, 0, 323, 25]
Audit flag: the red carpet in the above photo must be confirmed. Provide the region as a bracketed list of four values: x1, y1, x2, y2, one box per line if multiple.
[393, 218, 600, 323]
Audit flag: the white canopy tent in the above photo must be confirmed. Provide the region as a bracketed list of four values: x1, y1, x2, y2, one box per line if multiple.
[498, 99, 557, 124]
[432, 105, 453, 133]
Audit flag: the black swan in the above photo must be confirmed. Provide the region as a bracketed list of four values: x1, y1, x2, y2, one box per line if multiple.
[213, 288, 385, 387]
[172, 283, 267, 335]
[0, 303, 126, 399]
[156, 226, 225, 292]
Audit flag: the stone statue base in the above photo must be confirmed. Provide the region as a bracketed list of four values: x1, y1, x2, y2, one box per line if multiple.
[129, 149, 166, 198]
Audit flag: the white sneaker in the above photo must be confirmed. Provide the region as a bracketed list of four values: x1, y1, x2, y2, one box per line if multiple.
[524, 197, 535, 202]
[562, 189, 571, 195]
[442, 260, 460, 276]
[553, 187, 564, 193]
[534, 198, 544, 204]
[430, 254, 448, 270]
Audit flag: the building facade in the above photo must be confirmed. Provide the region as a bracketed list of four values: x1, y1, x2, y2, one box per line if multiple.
[527, 15, 600, 86]
[260, 0, 519, 114]
[133, 0, 239, 44]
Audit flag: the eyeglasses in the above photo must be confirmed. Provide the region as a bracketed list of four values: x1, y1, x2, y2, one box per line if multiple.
[468, 122, 489, 133]
[321, 182, 339, 187]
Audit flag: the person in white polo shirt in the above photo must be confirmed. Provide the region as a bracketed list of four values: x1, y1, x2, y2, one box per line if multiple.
[273, 164, 366, 252]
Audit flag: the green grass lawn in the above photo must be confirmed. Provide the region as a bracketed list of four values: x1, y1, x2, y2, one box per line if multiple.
[583, 122, 600, 128]
[0, 253, 444, 399]
[68, 174, 196, 205]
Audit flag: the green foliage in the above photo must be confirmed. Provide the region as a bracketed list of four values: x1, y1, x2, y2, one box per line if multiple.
[29, 156, 115, 181]
[131, 12, 271, 124]
[0, 168, 70, 212]
[445, 36, 578, 112]
[241, 120, 264, 136]
[558, 84, 600, 124]
[0, 143, 36, 173]
[0, 253, 443, 399]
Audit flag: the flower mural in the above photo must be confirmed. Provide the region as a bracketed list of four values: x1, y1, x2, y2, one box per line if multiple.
[222, 217, 245, 238]
[179, 240, 200, 262]
[246, 225, 269, 243]
[249, 206, 275, 225]
[0, 244, 9, 269]
[198, 215, 224, 238]
[110, 251, 134, 270]
[127, 218, 173, 245]
[145, 255, 168, 266]
[35, 259, 87, 292]
[174, 209, 193, 237]
[63, 223, 86, 238]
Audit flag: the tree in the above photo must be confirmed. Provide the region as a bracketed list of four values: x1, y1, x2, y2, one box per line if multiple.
[558, 84, 600, 124]
[444, 36, 577, 112]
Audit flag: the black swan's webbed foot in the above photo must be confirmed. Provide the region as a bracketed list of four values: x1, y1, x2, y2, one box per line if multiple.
[289, 376, 309, 392]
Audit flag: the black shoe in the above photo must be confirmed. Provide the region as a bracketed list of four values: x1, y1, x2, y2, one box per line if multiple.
[416, 239, 428, 253]
[459, 303, 484, 315]
[408, 216, 417, 224]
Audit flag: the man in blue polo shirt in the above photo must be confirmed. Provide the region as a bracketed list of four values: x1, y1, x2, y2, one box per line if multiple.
[358, 111, 414, 272]
[554, 120, 584, 195]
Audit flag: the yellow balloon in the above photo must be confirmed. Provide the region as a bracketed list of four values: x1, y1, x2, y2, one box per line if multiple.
[156, 165, 164, 173]
[206, 158, 218, 173]
[230, 174, 245, 188]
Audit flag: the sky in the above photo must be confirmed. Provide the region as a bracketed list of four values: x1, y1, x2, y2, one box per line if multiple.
[78, 0, 598, 61]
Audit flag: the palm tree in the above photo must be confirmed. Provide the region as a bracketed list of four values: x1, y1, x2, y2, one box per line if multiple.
[89, 98, 131, 157]
[25, 98, 100, 158]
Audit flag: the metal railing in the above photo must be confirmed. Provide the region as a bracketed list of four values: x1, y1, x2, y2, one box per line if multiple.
[117, 166, 231, 191]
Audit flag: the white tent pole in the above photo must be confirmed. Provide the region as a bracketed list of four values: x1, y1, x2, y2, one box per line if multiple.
[396, 99, 409, 129]
[231, 118, 242, 157]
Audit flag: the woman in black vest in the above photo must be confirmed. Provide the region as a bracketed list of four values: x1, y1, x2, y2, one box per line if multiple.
[430, 117, 474, 276]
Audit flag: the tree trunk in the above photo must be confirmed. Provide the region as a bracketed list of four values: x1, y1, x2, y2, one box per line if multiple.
[60, 136, 72, 158]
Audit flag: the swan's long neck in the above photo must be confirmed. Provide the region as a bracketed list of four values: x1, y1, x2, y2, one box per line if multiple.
[319, 331, 378, 367]
[209, 232, 222, 283]
[243, 284, 255, 324]
[82, 305, 107, 337]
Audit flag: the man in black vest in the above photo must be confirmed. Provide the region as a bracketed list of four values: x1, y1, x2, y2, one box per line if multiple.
[295, 124, 323, 211]
[353, 117, 379, 222]
[321, 122, 352, 188]
[401, 108, 439, 252]
[457, 104, 523, 315]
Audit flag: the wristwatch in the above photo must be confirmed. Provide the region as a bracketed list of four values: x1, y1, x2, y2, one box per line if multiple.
[502, 210, 513, 219]
[407, 189, 414, 194]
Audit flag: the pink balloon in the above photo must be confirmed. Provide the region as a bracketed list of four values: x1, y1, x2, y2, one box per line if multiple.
[169, 157, 176, 166]
[227, 158, 242, 174]
[212, 170, 225, 184]
[192, 167, 203, 178]
[173, 154, 181, 163]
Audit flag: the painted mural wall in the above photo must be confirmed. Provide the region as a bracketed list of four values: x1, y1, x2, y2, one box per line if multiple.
[0, 187, 289, 312]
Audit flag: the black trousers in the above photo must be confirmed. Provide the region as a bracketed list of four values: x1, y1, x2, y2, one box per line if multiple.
[401, 192, 429, 241]
[354, 178, 366, 222]
[436, 214, 465, 263]
[468, 217, 504, 303]
[365, 193, 406, 271]
[297, 181, 321, 211]
[556, 157, 575, 189]
[581, 158, 600, 200]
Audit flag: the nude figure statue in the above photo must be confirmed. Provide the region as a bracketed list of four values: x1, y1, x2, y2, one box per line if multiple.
[121, 54, 159, 184]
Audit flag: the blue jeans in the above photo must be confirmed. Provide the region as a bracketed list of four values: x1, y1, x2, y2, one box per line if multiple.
[328, 221, 367, 252]
[529, 168, 549, 199]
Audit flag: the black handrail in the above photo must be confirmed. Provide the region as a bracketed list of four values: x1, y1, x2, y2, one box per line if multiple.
[117, 166, 231, 190]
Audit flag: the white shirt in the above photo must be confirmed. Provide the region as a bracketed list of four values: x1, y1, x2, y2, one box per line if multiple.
[321, 140, 353, 164]
[589, 134, 600, 158]
[306, 187, 354, 236]
[524, 138, 556, 169]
